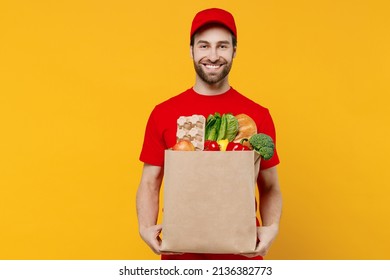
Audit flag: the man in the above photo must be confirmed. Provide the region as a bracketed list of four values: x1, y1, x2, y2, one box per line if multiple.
[136, 8, 282, 260]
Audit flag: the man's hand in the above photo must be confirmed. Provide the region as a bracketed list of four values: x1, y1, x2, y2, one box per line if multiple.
[241, 224, 279, 258]
[255, 224, 279, 256]
[240, 166, 282, 258]
[139, 224, 163, 255]
[137, 164, 164, 255]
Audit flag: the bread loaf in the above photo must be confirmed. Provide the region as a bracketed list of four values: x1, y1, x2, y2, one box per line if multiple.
[233, 114, 257, 143]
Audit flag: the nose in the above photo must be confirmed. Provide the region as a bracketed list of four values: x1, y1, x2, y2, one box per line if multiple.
[208, 47, 219, 62]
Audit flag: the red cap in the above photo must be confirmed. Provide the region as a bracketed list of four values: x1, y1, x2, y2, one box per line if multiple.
[190, 8, 237, 39]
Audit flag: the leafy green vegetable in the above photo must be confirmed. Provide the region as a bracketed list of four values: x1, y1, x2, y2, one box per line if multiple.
[205, 114, 216, 140]
[205, 112, 238, 142]
[225, 113, 239, 141]
[217, 114, 227, 141]
[206, 113, 221, 141]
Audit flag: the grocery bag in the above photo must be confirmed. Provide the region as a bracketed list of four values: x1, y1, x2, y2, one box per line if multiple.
[160, 150, 261, 254]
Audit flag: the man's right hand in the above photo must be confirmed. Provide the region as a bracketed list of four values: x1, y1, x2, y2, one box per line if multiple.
[139, 224, 163, 255]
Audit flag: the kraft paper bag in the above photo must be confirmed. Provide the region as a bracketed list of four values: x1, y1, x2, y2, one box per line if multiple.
[161, 150, 261, 254]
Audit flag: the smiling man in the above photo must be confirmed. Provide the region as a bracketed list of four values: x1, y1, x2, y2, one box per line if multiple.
[137, 8, 282, 260]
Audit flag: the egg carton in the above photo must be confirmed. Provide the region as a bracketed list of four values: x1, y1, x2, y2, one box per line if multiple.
[176, 115, 206, 151]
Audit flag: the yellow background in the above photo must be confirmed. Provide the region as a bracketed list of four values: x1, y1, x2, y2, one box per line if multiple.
[1, 0, 389, 259]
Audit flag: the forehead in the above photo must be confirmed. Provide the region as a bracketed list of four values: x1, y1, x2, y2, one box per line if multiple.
[193, 25, 233, 44]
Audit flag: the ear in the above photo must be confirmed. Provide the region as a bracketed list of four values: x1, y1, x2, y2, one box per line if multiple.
[233, 47, 237, 58]
[190, 46, 194, 59]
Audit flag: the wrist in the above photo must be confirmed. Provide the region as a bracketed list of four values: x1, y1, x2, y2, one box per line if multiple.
[138, 224, 151, 234]
[260, 223, 279, 232]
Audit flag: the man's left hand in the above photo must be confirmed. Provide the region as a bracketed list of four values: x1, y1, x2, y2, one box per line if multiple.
[240, 224, 279, 258]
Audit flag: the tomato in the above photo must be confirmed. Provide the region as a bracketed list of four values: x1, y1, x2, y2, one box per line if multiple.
[226, 142, 251, 151]
[204, 140, 220, 151]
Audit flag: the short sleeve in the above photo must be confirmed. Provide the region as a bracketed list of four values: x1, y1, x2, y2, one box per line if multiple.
[139, 107, 166, 166]
[258, 109, 280, 170]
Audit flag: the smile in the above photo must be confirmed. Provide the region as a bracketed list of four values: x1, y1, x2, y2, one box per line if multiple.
[203, 64, 223, 69]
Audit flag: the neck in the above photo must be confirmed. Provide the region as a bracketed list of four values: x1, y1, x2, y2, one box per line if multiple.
[193, 76, 231, 96]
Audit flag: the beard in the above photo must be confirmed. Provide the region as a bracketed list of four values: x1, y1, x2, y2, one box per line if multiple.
[193, 58, 233, 85]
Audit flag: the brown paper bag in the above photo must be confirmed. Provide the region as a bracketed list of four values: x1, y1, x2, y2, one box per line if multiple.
[161, 150, 261, 254]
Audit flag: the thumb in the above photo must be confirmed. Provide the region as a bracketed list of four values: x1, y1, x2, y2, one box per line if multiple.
[152, 224, 162, 239]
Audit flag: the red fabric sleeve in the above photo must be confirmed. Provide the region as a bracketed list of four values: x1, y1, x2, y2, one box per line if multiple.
[258, 109, 280, 170]
[139, 107, 166, 166]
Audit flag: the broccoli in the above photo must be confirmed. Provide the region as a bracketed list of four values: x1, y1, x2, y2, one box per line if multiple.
[248, 133, 275, 160]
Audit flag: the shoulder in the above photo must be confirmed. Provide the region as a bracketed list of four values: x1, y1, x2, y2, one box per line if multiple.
[148, 88, 192, 129]
[154, 89, 192, 112]
[231, 88, 270, 117]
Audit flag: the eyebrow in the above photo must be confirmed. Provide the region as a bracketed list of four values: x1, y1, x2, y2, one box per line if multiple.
[196, 40, 231, 45]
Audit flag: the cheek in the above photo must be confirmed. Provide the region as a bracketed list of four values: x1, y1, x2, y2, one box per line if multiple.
[192, 48, 210, 62]
[193, 54, 205, 63]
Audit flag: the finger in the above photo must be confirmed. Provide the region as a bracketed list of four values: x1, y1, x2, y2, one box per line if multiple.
[153, 225, 163, 239]
[162, 252, 184, 255]
[149, 238, 162, 255]
[254, 241, 268, 256]
[256, 246, 267, 257]
[154, 224, 163, 232]
[253, 240, 261, 253]
[238, 246, 261, 258]
[148, 225, 163, 255]
[240, 253, 256, 258]
[240, 246, 262, 258]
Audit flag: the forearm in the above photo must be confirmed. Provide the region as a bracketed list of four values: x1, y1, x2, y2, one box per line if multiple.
[136, 183, 160, 230]
[258, 166, 282, 228]
[260, 186, 282, 227]
[135, 164, 164, 254]
[243, 167, 282, 257]
[136, 164, 163, 231]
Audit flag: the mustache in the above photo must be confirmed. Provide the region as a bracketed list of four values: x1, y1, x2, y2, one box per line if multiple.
[199, 58, 228, 65]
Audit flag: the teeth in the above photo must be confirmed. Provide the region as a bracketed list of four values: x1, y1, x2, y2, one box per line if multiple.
[205, 64, 220, 69]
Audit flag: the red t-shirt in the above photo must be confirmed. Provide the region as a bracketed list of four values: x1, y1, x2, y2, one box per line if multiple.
[139, 87, 280, 170]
